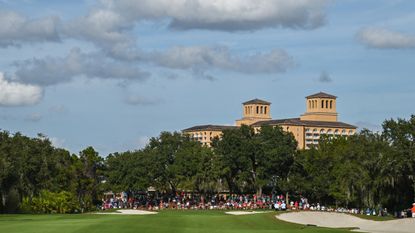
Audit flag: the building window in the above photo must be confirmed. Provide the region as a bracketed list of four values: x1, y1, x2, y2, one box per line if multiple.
[330, 100, 333, 109]
[326, 100, 329, 108]
[264, 106, 267, 114]
[321, 100, 324, 108]
[260, 106, 263, 114]
[309, 100, 311, 109]
[256, 106, 259, 114]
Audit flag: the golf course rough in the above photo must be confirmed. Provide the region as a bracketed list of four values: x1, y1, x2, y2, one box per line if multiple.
[0, 211, 352, 233]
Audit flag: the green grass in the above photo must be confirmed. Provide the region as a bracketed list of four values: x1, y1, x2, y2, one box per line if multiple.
[350, 213, 395, 221]
[0, 210, 354, 233]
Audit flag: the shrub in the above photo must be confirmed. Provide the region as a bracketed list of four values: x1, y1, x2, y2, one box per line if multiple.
[21, 190, 80, 214]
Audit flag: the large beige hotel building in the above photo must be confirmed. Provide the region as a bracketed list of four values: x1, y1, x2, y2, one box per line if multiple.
[183, 92, 357, 150]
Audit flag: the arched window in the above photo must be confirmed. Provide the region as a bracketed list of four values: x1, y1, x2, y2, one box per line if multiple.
[315, 100, 317, 108]
[326, 100, 328, 108]
[256, 106, 259, 114]
[330, 100, 333, 109]
[309, 100, 311, 109]
[264, 106, 267, 114]
[321, 100, 324, 108]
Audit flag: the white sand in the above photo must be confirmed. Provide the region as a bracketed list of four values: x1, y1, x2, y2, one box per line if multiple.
[225, 211, 270, 215]
[276, 212, 415, 233]
[96, 209, 158, 215]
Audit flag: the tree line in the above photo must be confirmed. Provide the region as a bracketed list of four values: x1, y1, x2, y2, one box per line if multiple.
[0, 132, 103, 213]
[0, 115, 414, 213]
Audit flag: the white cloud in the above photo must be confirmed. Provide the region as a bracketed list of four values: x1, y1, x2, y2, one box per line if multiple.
[3, 1, 305, 88]
[357, 27, 415, 49]
[146, 46, 295, 78]
[0, 73, 43, 106]
[62, 0, 328, 60]
[12, 48, 150, 86]
[11, 45, 294, 85]
[100, 0, 328, 31]
[63, 8, 137, 60]
[0, 10, 60, 47]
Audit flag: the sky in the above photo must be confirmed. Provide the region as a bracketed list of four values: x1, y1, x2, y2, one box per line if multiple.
[0, 0, 414, 156]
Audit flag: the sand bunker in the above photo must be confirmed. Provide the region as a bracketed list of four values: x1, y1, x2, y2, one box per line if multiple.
[97, 209, 158, 215]
[225, 211, 270, 215]
[276, 212, 415, 233]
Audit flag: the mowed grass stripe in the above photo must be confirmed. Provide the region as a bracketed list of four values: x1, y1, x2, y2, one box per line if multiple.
[0, 211, 352, 233]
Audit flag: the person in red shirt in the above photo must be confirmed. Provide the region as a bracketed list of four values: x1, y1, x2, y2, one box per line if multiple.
[411, 203, 415, 218]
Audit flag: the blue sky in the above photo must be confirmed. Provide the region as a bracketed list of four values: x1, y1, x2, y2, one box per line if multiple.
[0, 0, 414, 156]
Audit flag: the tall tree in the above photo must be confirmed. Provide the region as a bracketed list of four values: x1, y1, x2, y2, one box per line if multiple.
[75, 147, 104, 211]
[213, 125, 297, 195]
[382, 115, 415, 210]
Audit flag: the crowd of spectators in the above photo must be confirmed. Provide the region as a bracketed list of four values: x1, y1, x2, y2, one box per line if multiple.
[102, 192, 307, 211]
[101, 192, 415, 218]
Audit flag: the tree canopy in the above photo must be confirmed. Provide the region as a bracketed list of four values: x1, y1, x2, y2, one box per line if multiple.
[1, 115, 414, 213]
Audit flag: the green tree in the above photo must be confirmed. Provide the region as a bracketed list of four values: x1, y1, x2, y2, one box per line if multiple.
[382, 115, 415, 210]
[213, 125, 297, 195]
[75, 146, 104, 211]
[105, 150, 152, 194]
[172, 137, 218, 194]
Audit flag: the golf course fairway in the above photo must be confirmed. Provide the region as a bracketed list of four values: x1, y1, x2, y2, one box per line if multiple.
[0, 211, 352, 233]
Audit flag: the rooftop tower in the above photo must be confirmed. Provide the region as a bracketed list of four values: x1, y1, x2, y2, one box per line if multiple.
[300, 92, 338, 122]
[235, 98, 271, 126]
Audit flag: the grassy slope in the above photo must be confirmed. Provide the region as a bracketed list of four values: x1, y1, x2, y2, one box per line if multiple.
[0, 211, 352, 233]
[350, 213, 395, 221]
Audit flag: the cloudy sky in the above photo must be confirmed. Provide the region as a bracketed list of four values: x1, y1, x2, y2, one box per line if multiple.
[0, 0, 414, 155]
